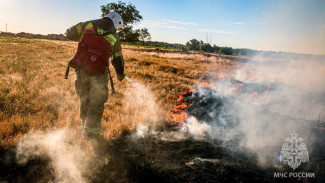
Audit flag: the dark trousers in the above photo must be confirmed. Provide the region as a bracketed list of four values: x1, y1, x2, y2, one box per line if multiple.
[75, 69, 108, 136]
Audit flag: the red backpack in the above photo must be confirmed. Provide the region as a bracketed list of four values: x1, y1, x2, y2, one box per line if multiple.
[70, 24, 111, 74]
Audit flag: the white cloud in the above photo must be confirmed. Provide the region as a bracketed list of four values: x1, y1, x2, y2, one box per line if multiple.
[141, 20, 169, 27]
[259, 22, 267, 25]
[232, 22, 245, 25]
[163, 20, 198, 26]
[140, 19, 191, 30]
[197, 28, 236, 34]
[161, 25, 188, 30]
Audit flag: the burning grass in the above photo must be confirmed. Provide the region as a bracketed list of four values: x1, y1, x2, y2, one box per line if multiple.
[0, 35, 235, 148]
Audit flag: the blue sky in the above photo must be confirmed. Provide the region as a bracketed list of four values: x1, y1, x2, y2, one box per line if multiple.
[1, 0, 324, 54]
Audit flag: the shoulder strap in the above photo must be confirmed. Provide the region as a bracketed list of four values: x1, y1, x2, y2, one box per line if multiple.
[92, 23, 98, 32]
[90, 22, 110, 36]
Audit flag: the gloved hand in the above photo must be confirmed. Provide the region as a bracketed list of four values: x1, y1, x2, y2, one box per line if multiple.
[117, 74, 125, 81]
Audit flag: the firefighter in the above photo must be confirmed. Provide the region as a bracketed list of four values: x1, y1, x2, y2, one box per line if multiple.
[65, 12, 125, 139]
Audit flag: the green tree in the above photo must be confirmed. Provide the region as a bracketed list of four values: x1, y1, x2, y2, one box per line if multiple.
[219, 47, 233, 55]
[138, 28, 151, 43]
[118, 26, 140, 42]
[100, 1, 142, 25]
[213, 44, 220, 53]
[100, 1, 146, 42]
[186, 39, 200, 50]
[199, 43, 213, 52]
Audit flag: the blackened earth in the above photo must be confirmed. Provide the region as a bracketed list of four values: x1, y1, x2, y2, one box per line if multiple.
[0, 121, 324, 183]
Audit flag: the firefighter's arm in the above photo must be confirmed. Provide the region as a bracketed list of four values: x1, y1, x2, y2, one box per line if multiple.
[111, 38, 125, 81]
[65, 22, 87, 42]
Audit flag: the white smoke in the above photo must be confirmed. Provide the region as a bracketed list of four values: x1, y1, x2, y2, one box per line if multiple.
[16, 128, 95, 183]
[124, 78, 212, 142]
[180, 54, 325, 164]
[232, 56, 324, 162]
[122, 55, 324, 166]
[123, 78, 161, 138]
[124, 78, 214, 141]
[182, 116, 211, 140]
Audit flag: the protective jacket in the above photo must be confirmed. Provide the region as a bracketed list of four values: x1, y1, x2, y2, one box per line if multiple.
[66, 18, 124, 78]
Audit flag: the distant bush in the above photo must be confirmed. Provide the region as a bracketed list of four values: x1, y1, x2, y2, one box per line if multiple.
[0, 32, 65, 40]
[218, 47, 233, 55]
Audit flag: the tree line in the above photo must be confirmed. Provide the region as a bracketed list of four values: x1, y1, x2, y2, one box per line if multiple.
[128, 39, 259, 56]
[127, 39, 325, 60]
[185, 39, 257, 56]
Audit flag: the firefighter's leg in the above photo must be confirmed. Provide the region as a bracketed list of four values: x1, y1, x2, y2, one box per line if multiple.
[84, 73, 108, 138]
[80, 95, 89, 128]
[75, 70, 90, 128]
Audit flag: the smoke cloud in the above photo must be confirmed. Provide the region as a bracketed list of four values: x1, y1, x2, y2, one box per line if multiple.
[14, 78, 162, 182]
[123, 78, 161, 137]
[180, 54, 325, 164]
[16, 128, 94, 183]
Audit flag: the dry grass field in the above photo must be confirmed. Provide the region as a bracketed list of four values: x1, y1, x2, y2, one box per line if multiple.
[1, 35, 325, 183]
[0, 35, 236, 148]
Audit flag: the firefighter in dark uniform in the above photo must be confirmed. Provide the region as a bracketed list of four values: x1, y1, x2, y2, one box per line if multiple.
[65, 12, 125, 138]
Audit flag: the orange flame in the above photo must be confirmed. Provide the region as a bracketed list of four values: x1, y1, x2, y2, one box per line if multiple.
[168, 89, 193, 125]
[169, 112, 189, 125]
